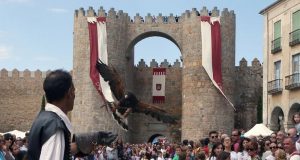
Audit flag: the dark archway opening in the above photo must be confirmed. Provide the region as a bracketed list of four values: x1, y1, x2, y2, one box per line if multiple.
[288, 103, 300, 128]
[148, 134, 164, 143]
[270, 106, 284, 131]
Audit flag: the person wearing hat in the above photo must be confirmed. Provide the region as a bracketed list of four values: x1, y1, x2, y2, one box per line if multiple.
[27, 69, 117, 160]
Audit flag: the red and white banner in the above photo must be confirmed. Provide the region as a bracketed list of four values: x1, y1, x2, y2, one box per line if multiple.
[200, 16, 235, 110]
[152, 68, 166, 103]
[88, 17, 114, 102]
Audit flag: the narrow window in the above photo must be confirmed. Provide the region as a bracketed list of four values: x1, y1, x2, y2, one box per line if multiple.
[290, 10, 300, 45]
[272, 20, 281, 53]
[274, 61, 281, 88]
[292, 10, 300, 31]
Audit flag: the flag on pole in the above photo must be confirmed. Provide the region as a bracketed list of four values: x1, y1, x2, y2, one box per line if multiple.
[87, 17, 114, 102]
[200, 16, 235, 110]
[152, 68, 166, 103]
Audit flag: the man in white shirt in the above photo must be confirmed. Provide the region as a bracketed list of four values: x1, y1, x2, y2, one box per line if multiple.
[28, 70, 75, 160]
[28, 69, 117, 160]
[283, 137, 300, 160]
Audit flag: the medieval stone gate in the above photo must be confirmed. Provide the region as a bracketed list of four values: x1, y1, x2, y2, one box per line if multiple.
[71, 6, 238, 143]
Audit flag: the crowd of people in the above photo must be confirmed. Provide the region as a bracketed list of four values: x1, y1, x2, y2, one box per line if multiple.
[1, 125, 300, 160]
[69, 126, 300, 160]
[1, 70, 300, 160]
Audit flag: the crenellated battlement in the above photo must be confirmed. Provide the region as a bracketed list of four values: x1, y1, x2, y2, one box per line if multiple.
[136, 59, 182, 68]
[74, 6, 235, 24]
[236, 58, 262, 68]
[235, 58, 263, 79]
[0, 69, 73, 79]
[0, 68, 50, 78]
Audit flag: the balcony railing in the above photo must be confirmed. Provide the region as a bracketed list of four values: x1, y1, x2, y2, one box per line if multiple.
[290, 29, 300, 46]
[285, 73, 300, 90]
[268, 79, 283, 94]
[271, 37, 282, 54]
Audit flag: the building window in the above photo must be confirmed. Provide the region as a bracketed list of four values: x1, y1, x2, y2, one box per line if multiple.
[285, 53, 300, 90]
[290, 10, 300, 46]
[274, 61, 281, 87]
[293, 53, 300, 78]
[272, 20, 282, 53]
[268, 61, 282, 94]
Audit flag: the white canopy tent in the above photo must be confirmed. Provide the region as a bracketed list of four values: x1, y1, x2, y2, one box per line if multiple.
[244, 123, 273, 137]
[4, 130, 26, 138]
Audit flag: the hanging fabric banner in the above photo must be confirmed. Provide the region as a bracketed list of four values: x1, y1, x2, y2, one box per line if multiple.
[87, 17, 114, 102]
[200, 16, 235, 110]
[152, 68, 166, 103]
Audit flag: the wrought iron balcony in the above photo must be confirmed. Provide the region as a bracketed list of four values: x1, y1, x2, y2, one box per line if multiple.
[290, 29, 300, 46]
[271, 37, 282, 54]
[268, 79, 283, 94]
[285, 73, 300, 90]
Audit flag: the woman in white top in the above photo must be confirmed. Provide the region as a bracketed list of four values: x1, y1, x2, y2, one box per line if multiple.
[237, 137, 251, 160]
[208, 142, 224, 160]
[222, 136, 238, 160]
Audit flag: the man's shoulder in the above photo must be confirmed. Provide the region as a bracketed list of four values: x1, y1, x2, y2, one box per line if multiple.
[290, 155, 300, 160]
[290, 151, 300, 160]
[265, 154, 275, 160]
[31, 111, 66, 132]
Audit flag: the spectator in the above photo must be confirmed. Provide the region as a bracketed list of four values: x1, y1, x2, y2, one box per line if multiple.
[172, 146, 182, 160]
[283, 137, 299, 159]
[270, 133, 277, 144]
[222, 136, 237, 160]
[208, 142, 223, 160]
[209, 131, 219, 150]
[217, 151, 230, 160]
[231, 129, 241, 152]
[275, 149, 286, 160]
[237, 137, 250, 160]
[276, 131, 285, 143]
[265, 142, 277, 160]
[246, 140, 260, 160]
[262, 139, 272, 160]
[288, 128, 297, 138]
[292, 112, 300, 134]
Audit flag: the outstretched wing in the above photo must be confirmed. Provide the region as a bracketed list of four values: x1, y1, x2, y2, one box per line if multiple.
[96, 60, 125, 100]
[133, 102, 178, 124]
[105, 103, 129, 131]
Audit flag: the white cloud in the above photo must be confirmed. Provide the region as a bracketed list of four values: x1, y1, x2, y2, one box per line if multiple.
[0, 45, 12, 60]
[48, 8, 68, 13]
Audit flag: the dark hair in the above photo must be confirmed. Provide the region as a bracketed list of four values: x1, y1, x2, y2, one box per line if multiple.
[232, 129, 241, 136]
[209, 131, 218, 136]
[189, 140, 194, 148]
[210, 142, 224, 159]
[217, 151, 230, 160]
[200, 138, 210, 146]
[238, 137, 251, 152]
[182, 139, 189, 145]
[4, 133, 13, 141]
[197, 151, 206, 160]
[292, 112, 300, 124]
[43, 69, 73, 103]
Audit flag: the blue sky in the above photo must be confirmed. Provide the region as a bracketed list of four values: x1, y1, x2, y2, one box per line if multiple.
[0, 0, 275, 71]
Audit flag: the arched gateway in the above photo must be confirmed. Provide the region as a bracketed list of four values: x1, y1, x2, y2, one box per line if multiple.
[72, 6, 236, 143]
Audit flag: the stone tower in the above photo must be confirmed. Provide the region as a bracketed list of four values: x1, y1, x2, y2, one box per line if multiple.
[72, 6, 236, 142]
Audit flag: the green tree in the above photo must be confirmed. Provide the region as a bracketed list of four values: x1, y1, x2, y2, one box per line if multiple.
[257, 96, 263, 123]
[41, 95, 46, 111]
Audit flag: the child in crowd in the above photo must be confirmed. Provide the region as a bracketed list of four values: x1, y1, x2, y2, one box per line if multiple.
[293, 112, 300, 135]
